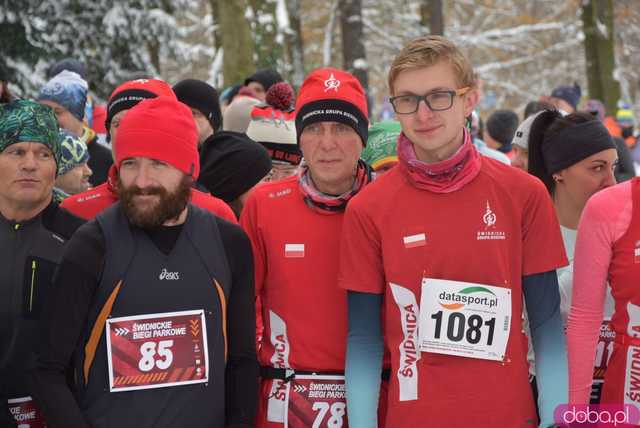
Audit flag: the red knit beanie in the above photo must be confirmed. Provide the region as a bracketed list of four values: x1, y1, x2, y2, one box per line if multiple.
[115, 96, 200, 179]
[106, 78, 176, 132]
[295, 68, 369, 145]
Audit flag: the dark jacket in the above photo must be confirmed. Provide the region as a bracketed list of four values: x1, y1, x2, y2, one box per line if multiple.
[0, 201, 84, 426]
[87, 135, 113, 187]
[613, 136, 636, 183]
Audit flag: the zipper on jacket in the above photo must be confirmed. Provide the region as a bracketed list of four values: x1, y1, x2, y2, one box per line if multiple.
[29, 260, 37, 312]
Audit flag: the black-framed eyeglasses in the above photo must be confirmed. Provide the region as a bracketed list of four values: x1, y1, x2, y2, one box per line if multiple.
[390, 87, 471, 114]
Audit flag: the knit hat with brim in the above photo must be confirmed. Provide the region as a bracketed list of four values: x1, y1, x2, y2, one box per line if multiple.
[295, 67, 369, 145]
[511, 111, 543, 151]
[0, 100, 62, 169]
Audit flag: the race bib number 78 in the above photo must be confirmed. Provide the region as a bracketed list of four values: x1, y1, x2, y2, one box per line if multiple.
[419, 278, 511, 361]
[106, 309, 209, 392]
[285, 375, 348, 428]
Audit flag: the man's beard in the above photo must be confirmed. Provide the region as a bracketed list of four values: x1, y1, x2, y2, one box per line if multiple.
[117, 175, 192, 229]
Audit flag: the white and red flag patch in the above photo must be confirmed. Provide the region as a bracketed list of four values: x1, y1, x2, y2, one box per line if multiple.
[285, 244, 305, 258]
[403, 233, 426, 249]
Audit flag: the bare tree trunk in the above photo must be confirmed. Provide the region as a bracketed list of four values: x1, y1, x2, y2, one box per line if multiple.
[147, 41, 161, 74]
[149, 0, 177, 75]
[209, 0, 221, 51]
[581, 0, 619, 115]
[214, 0, 255, 86]
[323, 0, 339, 67]
[420, 0, 444, 35]
[339, 0, 368, 91]
[248, 0, 280, 70]
[285, 0, 305, 87]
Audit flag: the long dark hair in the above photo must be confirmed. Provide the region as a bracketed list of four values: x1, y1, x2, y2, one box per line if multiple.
[528, 110, 595, 195]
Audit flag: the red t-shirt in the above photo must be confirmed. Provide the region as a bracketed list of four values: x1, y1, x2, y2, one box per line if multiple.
[61, 168, 237, 223]
[241, 175, 351, 427]
[339, 157, 567, 428]
[241, 175, 348, 371]
[60, 181, 116, 219]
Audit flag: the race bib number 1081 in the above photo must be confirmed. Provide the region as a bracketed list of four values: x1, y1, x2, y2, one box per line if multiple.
[419, 278, 511, 361]
[105, 309, 209, 392]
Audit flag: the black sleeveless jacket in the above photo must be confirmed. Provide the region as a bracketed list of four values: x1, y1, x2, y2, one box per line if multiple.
[75, 203, 231, 428]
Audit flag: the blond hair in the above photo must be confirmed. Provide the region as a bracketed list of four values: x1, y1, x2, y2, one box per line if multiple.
[388, 35, 477, 95]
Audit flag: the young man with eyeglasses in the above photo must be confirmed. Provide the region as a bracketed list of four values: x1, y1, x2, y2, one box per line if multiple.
[338, 36, 569, 428]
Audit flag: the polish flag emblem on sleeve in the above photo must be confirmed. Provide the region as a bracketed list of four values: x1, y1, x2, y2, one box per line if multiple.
[285, 244, 305, 258]
[403, 233, 426, 249]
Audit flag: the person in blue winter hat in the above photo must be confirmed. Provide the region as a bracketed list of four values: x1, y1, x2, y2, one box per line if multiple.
[38, 70, 112, 187]
[38, 70, 88, 126]
[547, 82, 581, 114]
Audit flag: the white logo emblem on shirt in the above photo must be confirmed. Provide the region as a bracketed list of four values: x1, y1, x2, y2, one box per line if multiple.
[483, 200, 497, 228]
[159, 268, 180, 280]
[477, 200, 505, 241]
[324, 73, 341, 92]
[268, 188, 292, 199]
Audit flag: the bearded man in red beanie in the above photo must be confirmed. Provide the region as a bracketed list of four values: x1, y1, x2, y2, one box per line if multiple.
[61, 78, 236, 223]
[29, 96, 258, 428]
[240, 68, 385, 428]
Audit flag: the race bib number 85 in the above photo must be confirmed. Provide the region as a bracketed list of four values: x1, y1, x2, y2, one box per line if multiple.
[419, 278, 511, 361]
[105, 309, 209, 392]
